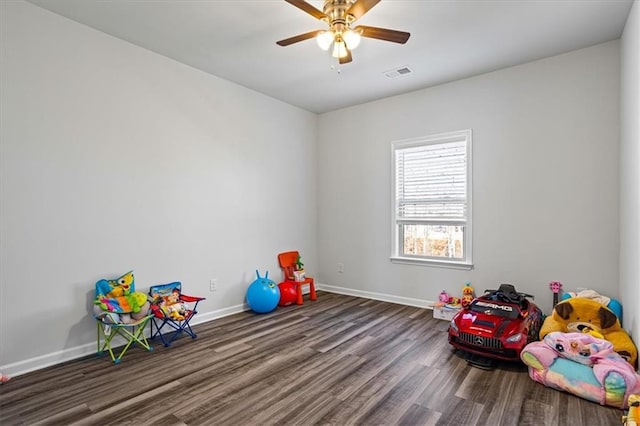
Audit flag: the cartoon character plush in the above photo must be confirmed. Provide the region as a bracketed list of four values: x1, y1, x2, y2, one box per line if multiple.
[623, 394, 640, 426]
[168, 307, 186, 321]
[461, 283, 474, 308]
[534, 332, 615, 366]
[93, 271, 150, 323]
[156, 289, 188, 321]
[107, 271, 134, 297]
[539, 297, 637, 366]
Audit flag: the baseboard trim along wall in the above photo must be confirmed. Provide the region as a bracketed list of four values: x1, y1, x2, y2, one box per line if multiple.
[317, 284, 435, 309]
[2, 303, 248, 377]
[2, 285, 435, 377]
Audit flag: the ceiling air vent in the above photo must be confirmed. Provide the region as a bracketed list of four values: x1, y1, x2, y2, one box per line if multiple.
[384, 66, 413, 78]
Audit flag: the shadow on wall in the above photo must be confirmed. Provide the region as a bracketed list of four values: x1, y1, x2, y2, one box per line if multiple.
[64, 287, 99, 351]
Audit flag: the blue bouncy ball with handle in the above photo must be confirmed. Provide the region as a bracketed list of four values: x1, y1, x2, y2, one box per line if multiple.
[246, 270, 280, 314]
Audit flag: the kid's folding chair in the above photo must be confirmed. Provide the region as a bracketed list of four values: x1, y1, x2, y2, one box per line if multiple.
[96, 316, 153, 364]
[149, 282, 205, 347]
[93, 271, 154, 364]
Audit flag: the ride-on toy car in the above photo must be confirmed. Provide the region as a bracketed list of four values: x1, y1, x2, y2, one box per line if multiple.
[448, 283, 543, 362]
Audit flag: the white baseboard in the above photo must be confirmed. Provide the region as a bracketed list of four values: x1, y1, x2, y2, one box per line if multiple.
[1, 342, 99, 379]
[317, 283, 435, 309]
[2, 288, 433, 377]
[1, 303, 248, 377]
[189, 303, 248, 326]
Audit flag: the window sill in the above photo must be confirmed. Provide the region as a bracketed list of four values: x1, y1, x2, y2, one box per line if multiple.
[390, 256, 474, 270]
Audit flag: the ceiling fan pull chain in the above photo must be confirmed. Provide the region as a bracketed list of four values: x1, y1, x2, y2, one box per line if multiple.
[329, 53, 342, 74]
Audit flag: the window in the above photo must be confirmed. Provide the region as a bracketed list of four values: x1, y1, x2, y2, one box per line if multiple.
[391, 130, 472, 268]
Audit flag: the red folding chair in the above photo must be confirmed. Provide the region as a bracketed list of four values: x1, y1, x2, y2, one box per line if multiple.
[149, 282, 205, 347]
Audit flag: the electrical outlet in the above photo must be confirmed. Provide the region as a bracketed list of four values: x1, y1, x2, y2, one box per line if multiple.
[337, 262, 344, 273]
[210, 279, 217, 292]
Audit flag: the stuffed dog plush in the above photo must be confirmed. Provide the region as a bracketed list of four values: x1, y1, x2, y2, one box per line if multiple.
[540, 297, 637, 366]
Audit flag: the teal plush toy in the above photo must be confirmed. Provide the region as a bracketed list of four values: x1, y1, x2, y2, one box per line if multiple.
[93, 271, 150, 323]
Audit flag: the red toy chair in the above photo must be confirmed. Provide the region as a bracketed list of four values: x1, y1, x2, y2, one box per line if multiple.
[277, 251, 317, 305]
[148, 282, 205, 347]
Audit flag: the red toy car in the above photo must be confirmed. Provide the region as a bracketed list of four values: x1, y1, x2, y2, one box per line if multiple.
[448, 283, 543, 362]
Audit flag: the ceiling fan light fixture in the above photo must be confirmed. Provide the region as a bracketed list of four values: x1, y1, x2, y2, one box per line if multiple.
[343, 29, 361, 50]
[316, 30, 334, 51]
[278, 0, 411, 65]
[332, 40, 348, 58]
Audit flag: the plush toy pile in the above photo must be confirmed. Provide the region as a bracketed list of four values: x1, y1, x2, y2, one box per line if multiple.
[539, 297, 637, 365]
[153, 288, 189, 321]
[521, 295, 640, 409]
[93, 271, 151, 324]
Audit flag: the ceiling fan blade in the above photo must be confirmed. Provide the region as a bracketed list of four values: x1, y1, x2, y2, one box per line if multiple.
[346, 0, 381, 21]
[276, 30, 323, 46]
[339, 49, 353, 64]
[355, 25, 410, 44]
[285, 0, 326, 20]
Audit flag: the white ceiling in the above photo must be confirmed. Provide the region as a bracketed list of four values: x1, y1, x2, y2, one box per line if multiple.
[26, 0, 633, 114]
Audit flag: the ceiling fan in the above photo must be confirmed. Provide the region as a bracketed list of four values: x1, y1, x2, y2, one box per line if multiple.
[276, 0, 410, 64]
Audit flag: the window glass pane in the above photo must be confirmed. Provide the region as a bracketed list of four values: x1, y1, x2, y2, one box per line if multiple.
[391, 129, 471, 267]
[402, 224, 464, 259]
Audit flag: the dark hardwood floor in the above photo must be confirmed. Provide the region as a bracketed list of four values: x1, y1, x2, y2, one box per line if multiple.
[0, 292, 624, 425]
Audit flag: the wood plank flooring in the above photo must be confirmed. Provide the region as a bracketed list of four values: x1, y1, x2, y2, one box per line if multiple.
[0, 292, 625, 425]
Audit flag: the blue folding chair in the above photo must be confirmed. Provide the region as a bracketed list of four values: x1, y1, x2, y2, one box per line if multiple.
[149, 282, 205, 347]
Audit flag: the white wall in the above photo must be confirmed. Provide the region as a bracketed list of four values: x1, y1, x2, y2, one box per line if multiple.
[317, 41, 620, 315]
[0, 1, 317, 374]
[620, 0, 640, 347]
[2, 0, 634, 377]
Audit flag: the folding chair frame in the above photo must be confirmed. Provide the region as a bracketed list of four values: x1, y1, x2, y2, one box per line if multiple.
[96, 314, 153, 364]
[149, 282, 205, 347]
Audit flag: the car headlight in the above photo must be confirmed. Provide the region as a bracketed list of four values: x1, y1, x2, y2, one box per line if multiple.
[450, 320, 459, 333]
[506, 333, 523, 343]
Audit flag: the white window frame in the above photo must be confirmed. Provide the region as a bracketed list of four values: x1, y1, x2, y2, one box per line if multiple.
[390, 129, 473, 269]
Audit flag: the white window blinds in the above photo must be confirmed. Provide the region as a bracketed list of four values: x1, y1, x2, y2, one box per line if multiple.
[394, 134, 469, 223]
